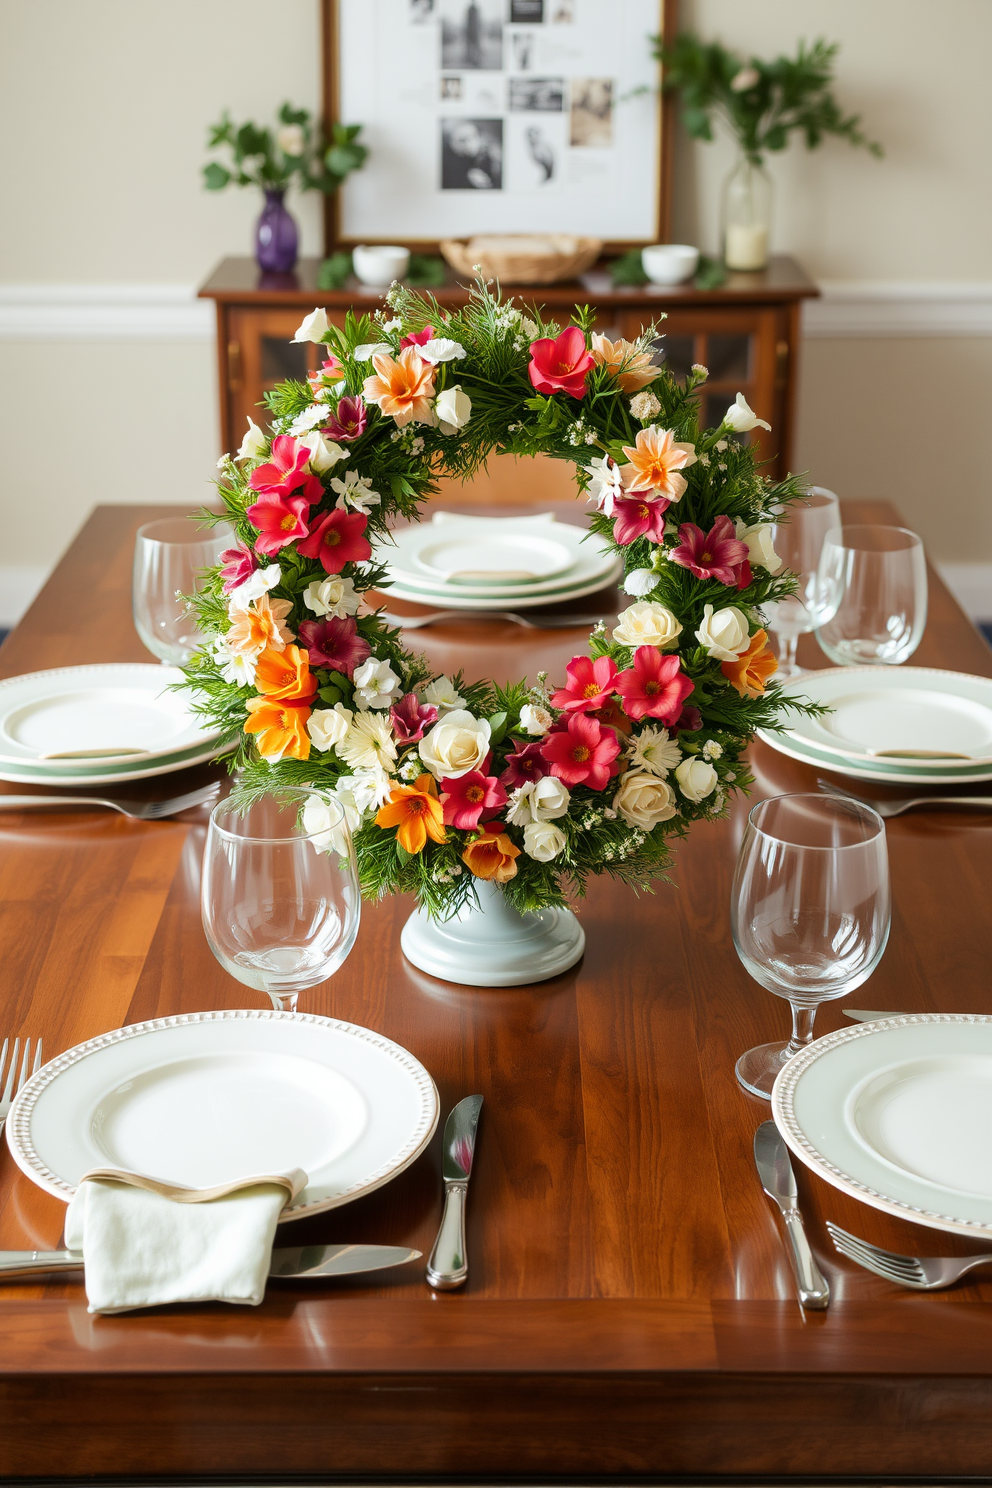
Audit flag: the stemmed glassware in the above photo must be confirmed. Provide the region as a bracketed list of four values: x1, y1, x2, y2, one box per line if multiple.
[814, 524, 928, 666]
[133, 517, 232, 665]
[765, 486, 840, 678]
[201, 789, 361, 1013]
[731, 793, 891, 1100]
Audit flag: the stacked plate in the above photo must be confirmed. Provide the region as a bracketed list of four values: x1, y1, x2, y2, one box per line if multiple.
[0, 664, 229, 786]
[372, 511, 622, 611]
[758, 666, 992, 785]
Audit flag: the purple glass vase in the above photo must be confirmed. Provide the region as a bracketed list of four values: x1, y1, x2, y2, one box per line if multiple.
[255, 188, 298, 273]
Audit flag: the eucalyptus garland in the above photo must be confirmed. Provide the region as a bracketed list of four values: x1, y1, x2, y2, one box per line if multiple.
[184, 278, 815, 917]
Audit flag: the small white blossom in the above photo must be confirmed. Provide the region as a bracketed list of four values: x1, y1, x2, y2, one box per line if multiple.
[628, 725, 682, 778]
[691, 363, 709, 379]
[353, 341, 393, 360]
[521, 316, 539, 339]
[421, 675, 465, 712]
[730, 66, 760, 92]
[715, 439, 728, 453]
[331, 469, 381, 514]
[227, 563, 282, 612]
[212, 635, 256, 687]
[702, 739, 724, 761]
[289, 404, 331, 436]
[292, 307, 329, 344]
[629, 390, 661, 423]
[381, 317, 402, 334]
[353, 657, 402, 710]
[420, 337, 466, 364]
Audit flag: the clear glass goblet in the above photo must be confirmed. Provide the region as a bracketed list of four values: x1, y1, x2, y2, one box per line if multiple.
[764, 486, 840, 678]
[732, 793, 891, 1100]
[133, 517, 232, 665]
[814, 524, 927, 667]
[201, 789, 361, 1013]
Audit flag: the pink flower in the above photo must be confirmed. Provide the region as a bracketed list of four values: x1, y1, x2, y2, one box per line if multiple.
[219, 541, 257, 594]
[612, 495, 670, 546]
[528, 326, 594, 399]
[499, 739, 547, 790]
[296, 616, 371, 677]
[308, 355, 345, 396]
[400, 325, 436, 349]
[541, 713, 620, 790]
[322, 396, 368, 442]
[550, 655, 619, 714]
[297, 508, 372, 574]
[440, 770, 507, 829]
[670, 515, 752, 589]
[247, 434, 323, 505]
[390, 692, 439, 743]
[614, 647, 694, 725]
[246, 492, 311, 556]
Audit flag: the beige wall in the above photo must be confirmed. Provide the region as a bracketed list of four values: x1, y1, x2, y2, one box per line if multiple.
[0, 0, 990, 616]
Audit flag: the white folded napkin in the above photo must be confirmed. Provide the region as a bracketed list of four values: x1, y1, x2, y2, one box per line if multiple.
[64, 1165, 308, 1315]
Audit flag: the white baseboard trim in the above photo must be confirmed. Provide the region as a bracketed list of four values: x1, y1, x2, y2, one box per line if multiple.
[936, 562, 992, 623]
[0, 566, 49, 629]
[0, 284, 213, 341]
[805, 281, 992, 338]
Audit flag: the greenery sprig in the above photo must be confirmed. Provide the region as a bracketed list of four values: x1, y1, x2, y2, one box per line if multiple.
[203, 103, 367, 195]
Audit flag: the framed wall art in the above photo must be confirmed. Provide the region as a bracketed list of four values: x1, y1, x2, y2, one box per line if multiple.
[321, 0, 675, 251]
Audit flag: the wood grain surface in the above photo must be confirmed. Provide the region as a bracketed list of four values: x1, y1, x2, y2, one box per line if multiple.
[2, 501, 992, 1480]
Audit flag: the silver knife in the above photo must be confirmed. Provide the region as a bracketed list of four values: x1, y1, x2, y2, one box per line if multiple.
[753, 1121, 830, 1311]
[0, 1243, 420, 1281]
[426, 1093, 483, 1291]
[844, 1008, 905, 1022]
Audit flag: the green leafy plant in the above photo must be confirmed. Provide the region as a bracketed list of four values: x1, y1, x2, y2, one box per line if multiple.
[203, 103, 367, 195]
[655, 34, 882, 166]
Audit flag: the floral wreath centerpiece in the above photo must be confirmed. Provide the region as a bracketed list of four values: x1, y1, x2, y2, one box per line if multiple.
[186, 278, 814, 976]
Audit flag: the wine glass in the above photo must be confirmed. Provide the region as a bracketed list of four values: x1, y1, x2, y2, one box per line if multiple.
[814, 524, 928, 666]
[765, 486, 840, 678]
[133, 517, 232, 665]
[201, 789, 361, 1013]
[731, 793, 890, 1100]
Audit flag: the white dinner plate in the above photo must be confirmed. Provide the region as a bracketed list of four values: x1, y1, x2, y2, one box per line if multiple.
[0, 740, 232, 786]
[0, 665, 221, 767]
[6, 1010, 439, 1222]
[381, 565, 623, 611]
[772, 1014, 992, 1236]
[776, 667, 992, 769]
[756, 724, 992, 786]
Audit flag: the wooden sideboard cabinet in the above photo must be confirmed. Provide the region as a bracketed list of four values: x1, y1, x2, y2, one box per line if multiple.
[199, 256, 818, 501]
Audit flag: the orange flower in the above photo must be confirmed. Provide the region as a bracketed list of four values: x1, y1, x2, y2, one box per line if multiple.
[254, 643, 317, 702]
[620, 425, 697, 499]
[376, 773, 447, 854]
[243, 697, 312, 761]
[225, 594, 294, 658]
[362, 347, 436, 427]
[721, 629, 778, 698]
[590, 333, 658, 393]
[461, 827, 521, 883]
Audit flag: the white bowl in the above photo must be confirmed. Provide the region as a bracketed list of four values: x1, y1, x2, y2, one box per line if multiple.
[352, 244, 410, 287]
[641, 244, 699, 286]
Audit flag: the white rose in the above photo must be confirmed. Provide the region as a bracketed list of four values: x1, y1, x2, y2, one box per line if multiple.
[674, 757, 718, 803]
[420, 338, 467, 363]
[304, 575, 360, 618]
[622, 568, 658, 599]
[419, 709, 491, 779]
[531, 775, 570, 820]
[300, 430, 349, 474]
[695, 604, 752, 662]
[523, 820, 567, 863]
[421, 675, 465, 712]
[302, 793, 353, 857]
[723, 392, 771, 433]
[519, 703, 553, 736]
[613, 600, 683, 650]
[277, 123, 306, 157]
[235, 417, 267, 462]
[353, 657, 402, 709]
[293, 307, 330, 344]
[736, 520, 782, 574]
[435, 384, 472, 434]
[307, 703, 353, 752]
[227, 563, 282, 612]
[614, 771, 678, 829]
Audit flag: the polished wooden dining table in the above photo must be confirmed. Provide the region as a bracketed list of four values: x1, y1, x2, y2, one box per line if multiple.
[2, 498, 992, 1482]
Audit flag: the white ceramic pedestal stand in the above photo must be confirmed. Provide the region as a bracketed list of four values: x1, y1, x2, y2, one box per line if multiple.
[400, 879, 585, 987]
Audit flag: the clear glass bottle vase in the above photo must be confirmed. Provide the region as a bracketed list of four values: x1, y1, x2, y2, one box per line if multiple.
[721, 153, 773, 271]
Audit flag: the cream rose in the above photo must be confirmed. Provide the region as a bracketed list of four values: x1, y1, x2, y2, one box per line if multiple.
[613, 771, 678, 829]
[419, 709, 491, 779]
[674, 757, 718, 803]
[435, 384, 472, 433]
[293, 307, 330, 344]
[737, 520, 782, 574]
[303, 575, 360, 618]
[300, 430, 348, 474]
[523, 820, 567, 862]
[508, 776, 570, 826]
[613, 600, 683, 650]
[695, 604, 752, 662]
[519, 703, 553, 736]
[307, 703, 353, 753]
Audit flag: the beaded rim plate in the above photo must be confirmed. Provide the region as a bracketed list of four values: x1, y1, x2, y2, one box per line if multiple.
[772, 1014, 992, 1235]
[6, 1009, 439, 1222]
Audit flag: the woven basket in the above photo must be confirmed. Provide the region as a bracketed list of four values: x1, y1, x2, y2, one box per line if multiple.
[439, 235, 602, 286]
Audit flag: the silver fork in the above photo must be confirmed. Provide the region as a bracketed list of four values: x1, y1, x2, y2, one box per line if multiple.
[0, 782, 220, 820]
[815, 777, 992, 819]
[0, 1038, 43, 1132]
[827, 1221, 992, 1289]
[379, 609, 609, 631]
